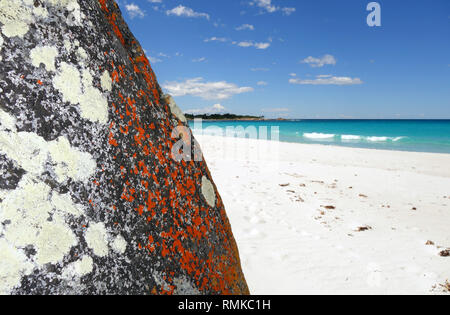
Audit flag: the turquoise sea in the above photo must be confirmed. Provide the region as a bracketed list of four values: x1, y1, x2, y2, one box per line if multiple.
[190, 120, 450, 154]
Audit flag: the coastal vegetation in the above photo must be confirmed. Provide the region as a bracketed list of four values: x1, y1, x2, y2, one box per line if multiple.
[185, 113, 265, 121]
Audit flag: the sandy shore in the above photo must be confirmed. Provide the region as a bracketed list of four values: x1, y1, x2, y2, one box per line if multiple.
[195, 135, 450, 295]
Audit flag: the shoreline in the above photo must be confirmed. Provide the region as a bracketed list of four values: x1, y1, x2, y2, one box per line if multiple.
[194, 132, 450, 157]
[196, 134, 450, 294]
[190, 119, 450, 155]
[194, 134, 450, 177]
[189, 119, 450, 121]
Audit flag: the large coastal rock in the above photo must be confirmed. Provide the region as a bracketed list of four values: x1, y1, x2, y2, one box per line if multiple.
[0, 0, 248, 295]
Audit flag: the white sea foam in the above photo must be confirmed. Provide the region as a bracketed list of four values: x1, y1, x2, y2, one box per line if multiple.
[365, 136, 406, 142]
[366, 136, 389, 142]
[303, 133, 335, 140]
[341, 135, 361, 141]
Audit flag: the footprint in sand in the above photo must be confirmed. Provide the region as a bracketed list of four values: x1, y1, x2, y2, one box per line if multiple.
[270, 250, 290, 262]
[300, 230, 312, 237]
[243, 228, 266, 239]
[243, 215, 266, 225]
[366, 263, 383, 288]
[249, 216, 266, 225]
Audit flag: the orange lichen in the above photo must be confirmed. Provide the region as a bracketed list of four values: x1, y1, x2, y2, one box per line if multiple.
[98, 0, 248, 295]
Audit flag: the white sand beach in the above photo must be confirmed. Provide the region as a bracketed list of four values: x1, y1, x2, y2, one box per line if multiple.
[196, 135, 450, 295]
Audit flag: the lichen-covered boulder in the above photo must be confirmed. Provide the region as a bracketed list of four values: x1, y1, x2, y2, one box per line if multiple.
[0, 0, 249, 295]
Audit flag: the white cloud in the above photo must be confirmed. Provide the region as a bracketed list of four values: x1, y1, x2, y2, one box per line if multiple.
[166, 5, 210, 20]
[144, 48, 172, 64]
[204, 37, 227, 42]
[289, 73, 297, 77]
[236, 24, 255, 31]
[257, 81, 268, 86]
[148, 56, 162, 64]
[254, 42, 271, 49]
[235, 41, 271, 49]
[148, 0, 162, 2]
[192, 57, 207, 62]
[125, 3, 145, 19]
[237, 41, 253, 47]
[302, 54, 337, 68]
[281, 7, 296, 16]
[250, 0, 296, 15]
[143, 49, 162, 64]
[251, 0, 277, 13]
[205, 36, 270, 50]
[163, 78, 254, 100]
[186, 104, 227, 115]
[289, 75, 363, 86]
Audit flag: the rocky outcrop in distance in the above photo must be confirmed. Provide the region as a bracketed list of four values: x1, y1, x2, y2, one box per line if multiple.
[0, 0, 249, 295]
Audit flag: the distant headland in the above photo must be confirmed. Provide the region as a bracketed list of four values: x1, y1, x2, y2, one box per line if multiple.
[185, 113, 287, 121]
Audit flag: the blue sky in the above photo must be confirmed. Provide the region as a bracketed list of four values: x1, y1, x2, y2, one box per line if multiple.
[117, 0, 450, 119]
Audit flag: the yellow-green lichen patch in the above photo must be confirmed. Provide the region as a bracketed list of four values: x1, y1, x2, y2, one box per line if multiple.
[52, 192, 84, 217]
[79, 68, 109, 124]
[1, 179, 53, 247]
[0, 178, 83, 287]
[35, 219, 77, 265]
[0, 110, 96, 184]
[85, 222, 109, 257]
[0, 123, 96, 183]
[62, 256, 94, 279]
[0, 239, 33, 295]
[112, 235, 127, 254]
[0, 0, 33, 38]
[53, 62, 82, 104]
[63, 40, 73, 52]
[0, 108, 15, 130]
[0, 109, 99, 293]
[164, 94, 187, 123]
[0, 131, 49, 177]
[100, 71, 112, 92]
[77, 47, 88, 64]
[53, 62, 109, 124]
[30, 46, 58, 72]
[48, 136, 97, 183]
[0, 177, 78, 266]
[201, 176, 216, 207]
[32, 4, 48, 18]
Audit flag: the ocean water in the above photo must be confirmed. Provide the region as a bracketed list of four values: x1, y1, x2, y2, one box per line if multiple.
[190, 120, 450, 154]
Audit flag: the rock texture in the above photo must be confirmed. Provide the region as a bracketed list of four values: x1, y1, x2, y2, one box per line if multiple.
[0, 0, 249, 295]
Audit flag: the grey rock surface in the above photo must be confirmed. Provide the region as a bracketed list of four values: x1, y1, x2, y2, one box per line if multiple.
[0, 0, 248, 295]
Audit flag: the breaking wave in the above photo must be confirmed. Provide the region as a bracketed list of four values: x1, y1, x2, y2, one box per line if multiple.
[303, 133, 407, 143]
[341, 135, 362, 141]
[366, 136, 389, 142]
[303, 133, 336, 139]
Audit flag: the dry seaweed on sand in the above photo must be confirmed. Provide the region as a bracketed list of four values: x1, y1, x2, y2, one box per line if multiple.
[439, 280, 450, 292]
[355, 225, 372, 232]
